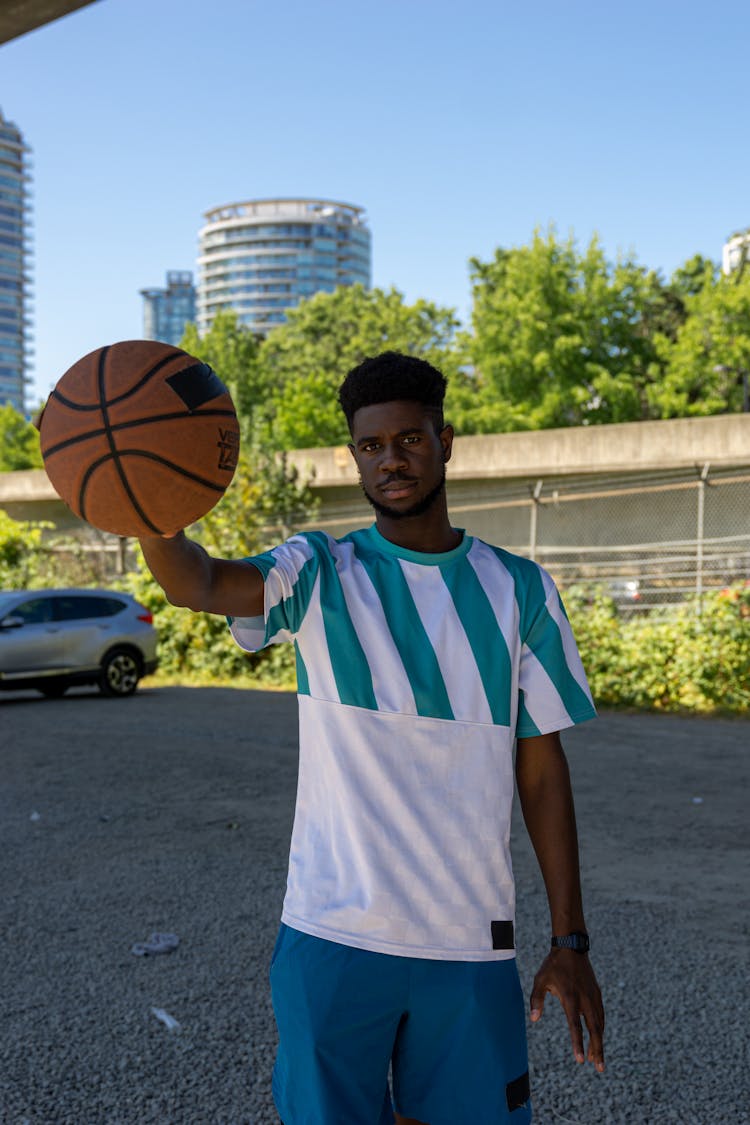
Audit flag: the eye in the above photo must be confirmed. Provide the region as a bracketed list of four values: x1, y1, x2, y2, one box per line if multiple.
[360, 441, 380, 453]
[402, 434, 421, 445]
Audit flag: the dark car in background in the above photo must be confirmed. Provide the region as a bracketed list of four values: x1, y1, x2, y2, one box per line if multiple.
[0, 589, 158, 698]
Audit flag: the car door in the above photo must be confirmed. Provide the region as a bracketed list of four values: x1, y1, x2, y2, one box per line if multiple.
[0, 596, 68, 675]
[53, 595, 123, 668]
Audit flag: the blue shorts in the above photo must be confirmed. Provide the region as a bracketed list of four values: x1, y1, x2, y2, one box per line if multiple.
[269, 924, 532, 1125]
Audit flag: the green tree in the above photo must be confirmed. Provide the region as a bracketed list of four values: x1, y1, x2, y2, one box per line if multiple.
[669, 254, 717, 303]
[255, 284, 466, 449]
[467, 228, 683, 430]
[649, 268, 750, 417]
[0, 403, 44, 470]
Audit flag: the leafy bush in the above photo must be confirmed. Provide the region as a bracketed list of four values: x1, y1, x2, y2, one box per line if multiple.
[124, 550, 296, 688]
[565, 582, 750, 713]
[0, 509, 111, 590]
[4, 501, 748, 708]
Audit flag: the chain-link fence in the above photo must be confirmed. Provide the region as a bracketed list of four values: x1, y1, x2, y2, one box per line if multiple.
[305, 461, 750, 612]
[445, 463, 750, 610]
[36, 462, 750, 613]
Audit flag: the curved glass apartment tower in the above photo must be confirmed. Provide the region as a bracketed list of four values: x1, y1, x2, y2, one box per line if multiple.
[0, 109, 32, 414]
[197, 198, 371, 335]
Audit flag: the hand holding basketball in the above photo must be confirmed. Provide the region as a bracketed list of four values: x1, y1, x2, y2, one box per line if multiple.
[39, 340, 240, 537]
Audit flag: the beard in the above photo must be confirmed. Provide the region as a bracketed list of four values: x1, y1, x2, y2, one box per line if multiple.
[360, 470, 447, 520]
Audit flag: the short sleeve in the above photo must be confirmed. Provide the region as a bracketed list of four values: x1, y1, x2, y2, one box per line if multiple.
[516, 573, 596, 738]
[228, 534, 320, 653]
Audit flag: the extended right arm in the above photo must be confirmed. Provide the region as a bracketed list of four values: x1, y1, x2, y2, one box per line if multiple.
[139, 531, 265, 619]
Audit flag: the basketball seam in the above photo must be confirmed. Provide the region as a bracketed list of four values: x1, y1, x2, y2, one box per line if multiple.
[89, 347, 164, 536]
[111, 450, 227, 492]
[76, 449, 225, 536]
[52, 350, 185, 412]
[78, 451, 132, 529]
[41, 408, 238, 460]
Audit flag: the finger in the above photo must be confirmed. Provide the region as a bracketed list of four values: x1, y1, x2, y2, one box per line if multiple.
[561, 995, 585, 1064]
[583, 1001, 606, 1072]
[529, 982, 547, 1023]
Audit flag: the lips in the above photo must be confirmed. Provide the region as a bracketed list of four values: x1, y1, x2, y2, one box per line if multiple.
[381, 478, 418, 499]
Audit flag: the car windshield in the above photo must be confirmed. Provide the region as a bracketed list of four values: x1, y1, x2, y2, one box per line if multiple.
[0, 592, 20, 616]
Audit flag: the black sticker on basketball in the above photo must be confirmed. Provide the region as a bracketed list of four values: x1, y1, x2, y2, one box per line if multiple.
[166, 363, 229, 411]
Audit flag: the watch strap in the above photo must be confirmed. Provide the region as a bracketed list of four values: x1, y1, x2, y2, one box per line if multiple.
[551, 930, 590, 953]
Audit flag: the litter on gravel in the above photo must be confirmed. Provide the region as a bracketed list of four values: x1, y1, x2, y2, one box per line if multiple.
[150, 1007, 181, 1032]
[131, 932, 180, 956]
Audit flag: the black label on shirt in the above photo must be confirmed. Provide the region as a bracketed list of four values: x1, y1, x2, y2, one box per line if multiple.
[491, 920, 515, 950]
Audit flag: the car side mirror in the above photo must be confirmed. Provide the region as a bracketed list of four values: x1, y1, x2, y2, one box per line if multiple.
[0, 615, 24, 629]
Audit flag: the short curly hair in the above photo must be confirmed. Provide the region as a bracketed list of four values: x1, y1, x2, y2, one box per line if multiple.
[338, 352, 447, 434]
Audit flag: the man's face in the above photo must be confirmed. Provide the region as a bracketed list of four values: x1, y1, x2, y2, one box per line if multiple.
[348, 400, 454, 521]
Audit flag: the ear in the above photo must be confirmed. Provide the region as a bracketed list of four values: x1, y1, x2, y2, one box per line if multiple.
[440, 423, 454, 464]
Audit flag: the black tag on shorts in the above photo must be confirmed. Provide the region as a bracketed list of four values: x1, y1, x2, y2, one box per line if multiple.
[491, 920, 515, 949]
[506, 1070, 530, 1111]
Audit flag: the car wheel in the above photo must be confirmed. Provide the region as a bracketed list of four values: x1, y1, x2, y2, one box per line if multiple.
[99, 648, 141, 697]
[39, 682, 69, 698]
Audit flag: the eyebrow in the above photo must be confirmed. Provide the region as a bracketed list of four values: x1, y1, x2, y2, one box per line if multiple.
[355, 427, 426, 447]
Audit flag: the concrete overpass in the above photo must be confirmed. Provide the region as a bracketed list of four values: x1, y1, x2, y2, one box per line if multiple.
[2, 412, 749, 538]
[286, 412, 750, 491]
[0, 1, 99, 45]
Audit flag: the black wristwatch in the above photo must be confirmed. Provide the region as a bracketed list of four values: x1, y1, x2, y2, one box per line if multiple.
[551, 930, 590, 954]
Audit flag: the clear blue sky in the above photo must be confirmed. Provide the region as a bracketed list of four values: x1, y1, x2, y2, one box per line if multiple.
[2, 0, 749, 406]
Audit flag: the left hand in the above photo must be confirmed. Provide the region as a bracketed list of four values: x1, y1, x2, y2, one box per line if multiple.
[529, 948, 605, 1072]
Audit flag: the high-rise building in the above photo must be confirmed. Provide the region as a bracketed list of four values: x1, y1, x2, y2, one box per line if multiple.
[197, 198, 371, 336]
[140, 270, 197, 346]
[0, 109, 32, 414]
[722, 231, 750, 275]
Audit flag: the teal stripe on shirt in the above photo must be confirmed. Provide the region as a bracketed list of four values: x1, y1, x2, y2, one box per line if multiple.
[294, 640, 310, 697]
[305, 531, 377, 710]
[516, 694, 541, 738]
[524, 592, 595, 719]
[262, 551, 320, 642]
[504, 553, 593, 720]
[349, 530, 454, 720]
[439, 559, 512, 727]
[244, 549, 281, 581]
[486, 545, 544, 641]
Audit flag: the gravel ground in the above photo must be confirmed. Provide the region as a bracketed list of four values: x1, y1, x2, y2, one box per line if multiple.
[1, 686, 748, 1125]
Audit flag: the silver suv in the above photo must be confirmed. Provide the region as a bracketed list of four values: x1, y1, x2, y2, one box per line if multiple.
[0, 588, 158, 698]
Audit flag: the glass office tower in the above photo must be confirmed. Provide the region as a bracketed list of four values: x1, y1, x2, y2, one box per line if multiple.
[140, 270, 197, 346]
[197, 198, 371, 335]
[0, 109, 32, 414]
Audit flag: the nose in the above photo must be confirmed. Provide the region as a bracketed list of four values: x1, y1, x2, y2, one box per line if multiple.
[378, 441, 409, 472]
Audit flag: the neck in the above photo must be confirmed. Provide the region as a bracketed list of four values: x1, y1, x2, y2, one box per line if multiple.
[374, 501, 461, 554]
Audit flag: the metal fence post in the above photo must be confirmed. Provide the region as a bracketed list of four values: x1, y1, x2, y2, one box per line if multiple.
[529, 479, 544, 562]
[695, 463, 710, 615]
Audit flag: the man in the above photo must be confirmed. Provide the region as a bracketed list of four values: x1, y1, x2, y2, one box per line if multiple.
[140, 352, 604, 1125]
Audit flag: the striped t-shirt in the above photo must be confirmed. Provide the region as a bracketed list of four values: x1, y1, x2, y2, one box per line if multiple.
[229, 525, 595, 961]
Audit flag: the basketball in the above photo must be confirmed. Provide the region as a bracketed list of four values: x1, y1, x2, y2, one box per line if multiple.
[39, 340, 240, 538]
